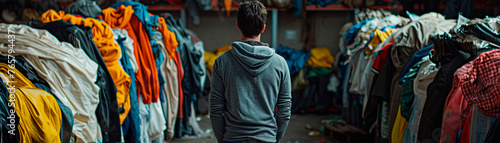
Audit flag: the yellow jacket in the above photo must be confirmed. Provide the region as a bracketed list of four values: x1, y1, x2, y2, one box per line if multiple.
[0, 62, 61, 143]
[205, 45, 232, 72]
[307, 47, 334, 68]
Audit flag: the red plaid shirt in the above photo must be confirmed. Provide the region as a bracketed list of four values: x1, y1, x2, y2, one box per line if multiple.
[460, 49, 500, 117]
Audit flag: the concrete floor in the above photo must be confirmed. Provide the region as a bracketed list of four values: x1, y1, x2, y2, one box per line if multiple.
[170, 114, 339, 143]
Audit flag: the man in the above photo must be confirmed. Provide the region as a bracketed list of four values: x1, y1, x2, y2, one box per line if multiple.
[209, 1, 292, 143]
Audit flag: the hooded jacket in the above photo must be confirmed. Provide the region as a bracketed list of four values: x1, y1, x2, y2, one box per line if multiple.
[209, 41, 292, 143]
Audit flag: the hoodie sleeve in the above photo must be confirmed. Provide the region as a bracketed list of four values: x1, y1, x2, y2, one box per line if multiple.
[209, 60, 226, 143]
[276, 61, 292, 143]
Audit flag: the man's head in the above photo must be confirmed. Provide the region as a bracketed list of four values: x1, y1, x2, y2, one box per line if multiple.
[237, 0, 267, 39]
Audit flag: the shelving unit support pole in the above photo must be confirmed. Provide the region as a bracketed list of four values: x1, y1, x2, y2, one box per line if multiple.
[271, 9, 278, 48]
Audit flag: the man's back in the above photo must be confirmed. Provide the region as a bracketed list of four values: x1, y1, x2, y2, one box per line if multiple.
[210, 41, 291, 143]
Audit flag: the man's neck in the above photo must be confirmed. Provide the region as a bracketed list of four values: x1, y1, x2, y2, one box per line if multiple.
[241, 35, 261, 42]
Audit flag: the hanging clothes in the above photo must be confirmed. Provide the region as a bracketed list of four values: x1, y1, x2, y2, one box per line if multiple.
[98, 5, 160, 104]
[460, 49, 500, 117]
[107, 4, 166, 103]
[29, 20, 121, 143]
[156, 16, 181, 140]
[367, 28, 397, 55]
[150, 31, 169, 141]
[164, 15, 207, 137]
[391, 56, 422, 143]
[40, 10, 132, 127]
[440, 63, 471, 143]
[402, 55, 439, 143]
[417, 51, 470, 142]
[161, 13, 186, 124]
[387, 16, 455, 137]
[0, 62, 62, 143]
[0, 24, 102, 142]
[468, 106, 495, 143]
[112, 28, 142, 143]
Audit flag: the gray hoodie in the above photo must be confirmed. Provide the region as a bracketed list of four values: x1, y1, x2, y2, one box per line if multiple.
[209, 41, 292, 143]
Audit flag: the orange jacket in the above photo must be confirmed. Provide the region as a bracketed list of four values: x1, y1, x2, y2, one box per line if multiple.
[156, 15, 179, 59]
[98, 6, 160, 104]
[41, 10, 131, 124]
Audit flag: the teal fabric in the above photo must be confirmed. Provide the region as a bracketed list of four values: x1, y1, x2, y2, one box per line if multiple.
[400, 60, 422, 120]
[307, 67, 334, 78]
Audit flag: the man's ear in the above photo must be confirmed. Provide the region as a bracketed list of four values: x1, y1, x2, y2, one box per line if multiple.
[261, 24, 266, 33]
[236, 22, 240, 30]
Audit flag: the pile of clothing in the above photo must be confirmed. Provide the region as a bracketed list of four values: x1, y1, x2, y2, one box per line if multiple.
[0, 1, 207, 143]
[274, 45, 335, 114]
[292, 47, 336, 113]
[338, 8, 500, 143]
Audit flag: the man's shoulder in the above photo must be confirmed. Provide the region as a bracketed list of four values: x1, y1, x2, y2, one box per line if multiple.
[214, 50, 233, 62]
[270, 53, 287, 65]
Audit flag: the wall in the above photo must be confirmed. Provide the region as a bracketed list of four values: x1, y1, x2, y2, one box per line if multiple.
[187, 10, 350, 55]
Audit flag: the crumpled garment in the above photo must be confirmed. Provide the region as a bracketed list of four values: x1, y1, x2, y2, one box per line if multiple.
[0, 78, 19, 143]
[0, 24, 101, 142]
[0, 56, 74, 143]
[113, 29, 139, 74]
[399, 44, 433, 84]
[306, 47, 334, 68]
[307, 66, 333, 78]
[402, 55, 439, 143]
[275, 45, 310, 75]
[106, 1, 159, 40]
[29, 19, 117, 143]
[98, 5, 160, 104]
[64, 0, 102, 18]
[388, 16, 455, 135]
[354, 9, 392, 24]
[391, 107, 408, 143]
[158, 16, 179, 60]
[391, 14, 456, 69]
[155, 31, 180, 141]
[112, 28, 142, 143]
[205, 45, 231, 73]
[367, 28, 397, 54]
[166, 15, 206, 138]
[430, 15, 500, 65]
[40, 10, 131, 124]
[440, 63, 472, 143]
[344, 19, 373, 45]
[152, 30, 173, 141]
[460, 49, 500, 117]
[0, 62, 62, 143]
[399, 58, 421, 120]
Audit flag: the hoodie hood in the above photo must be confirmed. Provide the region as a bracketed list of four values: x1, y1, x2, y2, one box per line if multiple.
[231, 41, 275, 76]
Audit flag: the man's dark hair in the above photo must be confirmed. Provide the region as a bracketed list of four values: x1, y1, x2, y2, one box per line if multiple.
[237, 0, 267, 38]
